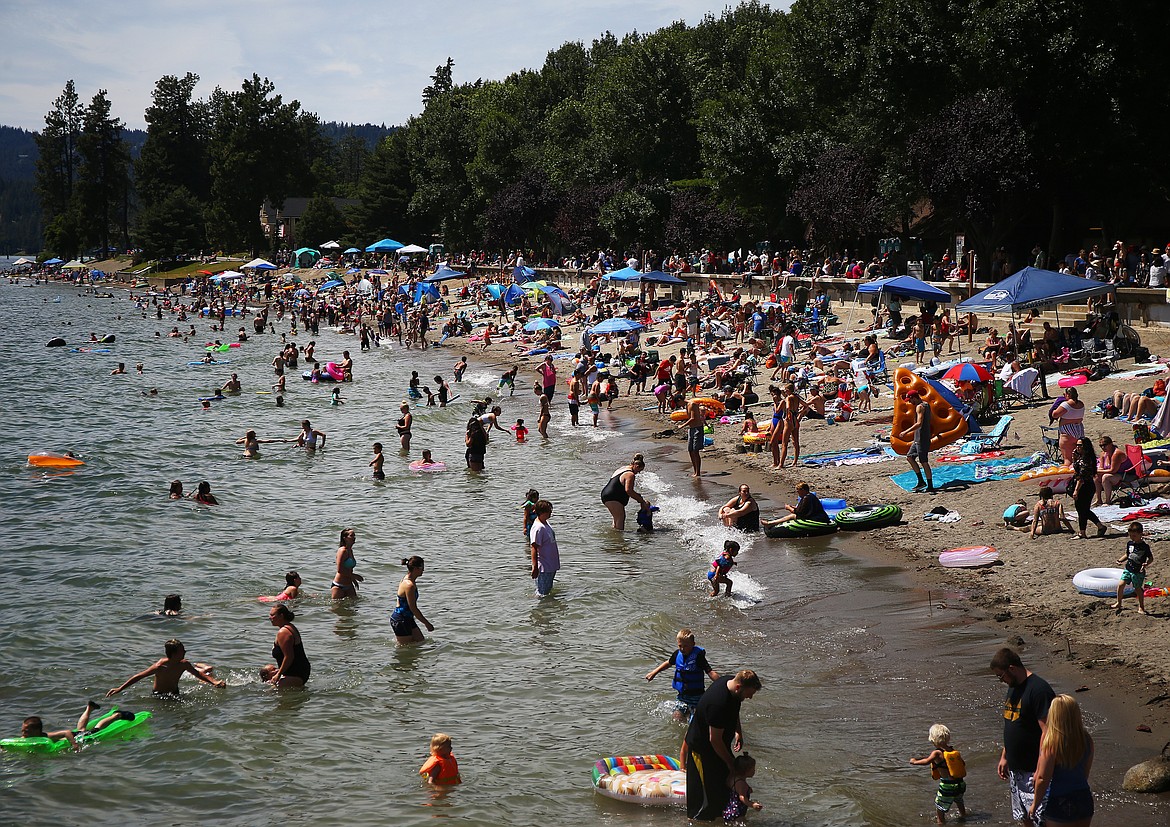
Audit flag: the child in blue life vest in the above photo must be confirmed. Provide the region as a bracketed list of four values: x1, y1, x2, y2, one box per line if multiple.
[707, 540, 740, 596]
[645, 628, 719, 720]
[909, 723, 967, 824]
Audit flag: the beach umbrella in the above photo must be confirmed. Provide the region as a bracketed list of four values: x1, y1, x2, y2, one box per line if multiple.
[293, 288, 311, 298]
[524, 317, 560, 332]
[591, 317, 644, 335]
[942, 362, 992, 383]
[424, 265, 467, 283]
[512, 265, 537, 283]
[318, 279, 345, 291]
[368, 268, 388, 275]
[43, 257, 63, 265]
[365, 238, 404, 253]
[601, 266, 642, 282]
[345, 268, 361, 275]
[343, 247, 362, 254]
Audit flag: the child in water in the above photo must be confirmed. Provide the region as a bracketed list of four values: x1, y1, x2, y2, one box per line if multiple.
[522, 489, 539, 535]
[158, 594, 182, 616]
[707, 540, 740, 597]
[498, 366, 518, 395]
[645, 628, 719, 720]
[723, 753, 763, 821]
[370, 443, 385, 480]
[419, 732, 462, 785]
[330, 387, 344, 405]
[513, 418, 528, 443]
[908, 723, 967, 824]
[18, 702, 134, 752]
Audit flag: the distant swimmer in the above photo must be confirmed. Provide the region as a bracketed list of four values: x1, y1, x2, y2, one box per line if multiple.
[106, 638, 225, 698]
[370, 442, 385, 480]
[110, 363, 126, 375]
[235, 429, 290, 458]
[193, 481, 218, 505]
[157, 594, 182, 616]
[221, 373, 242, 393]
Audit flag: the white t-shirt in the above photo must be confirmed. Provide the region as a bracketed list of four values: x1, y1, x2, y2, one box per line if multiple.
[780, 335, 796, 360]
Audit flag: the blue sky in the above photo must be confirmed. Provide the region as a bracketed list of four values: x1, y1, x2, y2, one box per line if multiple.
[0, 1, 790, 132]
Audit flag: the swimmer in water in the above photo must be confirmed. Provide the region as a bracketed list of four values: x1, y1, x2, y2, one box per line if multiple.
[168, 480, 184, 499]
[17, 702, 131, 752]
[371, 442, 386, 480]
[193, 481, 218, 505]
[158, 593, 182, 616]
[235, 429, 289, 458]
[330, 387, 344, 405]
[111, 363, 126, 375]
[106, 638, 225, 698]
[296, 420, 326, 450]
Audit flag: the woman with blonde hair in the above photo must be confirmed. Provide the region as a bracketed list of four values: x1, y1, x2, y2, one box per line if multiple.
[1029, 694, 1094, 826]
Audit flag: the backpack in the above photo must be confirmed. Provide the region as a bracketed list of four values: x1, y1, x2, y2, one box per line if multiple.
[1100, 399, 1119, 419]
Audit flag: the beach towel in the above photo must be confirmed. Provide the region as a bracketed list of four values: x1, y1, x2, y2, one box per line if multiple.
[1095, 497, 1170, 523]
[890, 452, 1046, 492]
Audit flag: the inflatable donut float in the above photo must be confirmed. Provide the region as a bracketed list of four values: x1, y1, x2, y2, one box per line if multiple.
[834, 504, 903, 531]
[763, 519, 838, 539]
[1073, 567, 1135, 598]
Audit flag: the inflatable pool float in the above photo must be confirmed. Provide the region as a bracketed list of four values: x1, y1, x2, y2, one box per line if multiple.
[27, 452, 84, 468]
[742, 431, 770, 445]
[258, 594, 293, 603]
[1057, 375, 1088, 388]
[301, 371, 337, 382]
[409, 461, 447, 472]
[820, 497, 848, 518]
[0, 708, 151, 754]
[188, 360, 230, 366]
[99, 334, 115, 344]
[325, 362, 345, 381]
[46, 337, 67, 347]
[205, 344, 231, 353]
[70, 348, 112, 354]
[592, 755, 685, 807]
[834, 504, 903, 531]
[1019, 465, 1073, 482]
[1073, 567, 1135, 598]
[763, 519, 838, 539]
[940, 546, 1000, 568]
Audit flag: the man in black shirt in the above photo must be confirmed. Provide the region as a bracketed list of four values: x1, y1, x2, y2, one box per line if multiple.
[991, 647, 1055, 824]
[683, 669, 763, 820]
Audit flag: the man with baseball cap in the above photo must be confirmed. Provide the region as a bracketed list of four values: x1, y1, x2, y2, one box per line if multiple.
[899, 388, 935, 492]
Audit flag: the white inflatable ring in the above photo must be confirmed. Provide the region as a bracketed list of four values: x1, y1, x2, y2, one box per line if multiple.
[1073, 567, 1134, 598]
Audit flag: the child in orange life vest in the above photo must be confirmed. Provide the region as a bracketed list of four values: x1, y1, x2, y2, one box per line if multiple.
[419, 732, 462, 785]
[512, 418, 529, 443]
[908, 723, 967, 824]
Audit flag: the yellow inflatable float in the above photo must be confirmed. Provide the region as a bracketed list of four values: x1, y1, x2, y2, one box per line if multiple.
[889, 368, 968, 455]
[27, 452, 85, 468]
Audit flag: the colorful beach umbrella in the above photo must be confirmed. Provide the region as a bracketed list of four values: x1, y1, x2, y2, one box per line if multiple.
[523, 317, 560, 332]
[942, 362, 992, 383]
[590, 317, 644, 335]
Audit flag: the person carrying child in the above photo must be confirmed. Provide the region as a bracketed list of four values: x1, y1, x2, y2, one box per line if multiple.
[708, 540, 740, 597]
[419, 732, 462, 785]
[1113, 521, 1153, 615]
[723, 752, 764, 821]
[645, 628, 720, 721]
[909, 723, 967, 824]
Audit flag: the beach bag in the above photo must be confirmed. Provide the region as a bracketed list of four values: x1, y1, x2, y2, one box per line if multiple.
[1100, 400, 1119, 419]
[1133, 422, 1153, 444]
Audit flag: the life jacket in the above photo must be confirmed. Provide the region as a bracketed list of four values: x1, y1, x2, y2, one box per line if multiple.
[671, 646, 707, 695]
[943, 748, 966, 779]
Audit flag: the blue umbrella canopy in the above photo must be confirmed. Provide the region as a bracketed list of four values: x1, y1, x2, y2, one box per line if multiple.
[591, 317, 644, 335]
[640, 270, 686, 285]
[365, 238, 404, 253]
[423, 265, 468, 283]
[512, 265, 537, 283]
[523, 317, 560, 332]
[318, 279, 345, 291]
[601, 266, 642, 282]
[43, 257, 63, 265]
[343, 247, 362, 254]
[293, 288, 312, 298]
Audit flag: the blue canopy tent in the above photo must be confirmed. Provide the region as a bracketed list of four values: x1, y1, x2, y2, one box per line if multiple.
[503, 283, 526, 305]
[43, 257, 64, 265]
[512, 265, 537, 284]
[365, 238, 404, 253]
[318, 279, 345, 291]
[485, 283, 504, 300]
[957, 267, 1116, 356]
[856, 275, 951, 302]
[600, 266, 642, 282]
[343, 247, 362, 255]
[293, 247, 321, 268]
[957, 267, 1113, 313]
[413, 282, 441, 303]
[423, 265, 467, 283]
[640, 270, 686, 286]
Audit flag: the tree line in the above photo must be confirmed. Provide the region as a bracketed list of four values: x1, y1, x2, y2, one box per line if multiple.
[31, 1, 1170, 270]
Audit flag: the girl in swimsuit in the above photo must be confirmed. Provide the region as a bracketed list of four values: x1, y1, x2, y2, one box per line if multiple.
[330, 528, 363, 600]
[260, 605, 311, 687]
[600, 453, 650, 531]
[391, 556, 433, 644]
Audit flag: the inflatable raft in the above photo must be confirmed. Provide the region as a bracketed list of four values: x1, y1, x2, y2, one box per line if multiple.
[592, 754, 685, 807]
[0, 709, 151, 754]
[763, 519, 838, 539]
[834, 504, 903, 530]
[27, 452, 84, 468]
[1073, 567, 1135, 598]
[940, 546, 1000, 568]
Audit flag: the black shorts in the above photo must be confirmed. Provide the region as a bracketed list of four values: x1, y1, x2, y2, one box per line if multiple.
[687, 427, 705, 452]
[390, 611, 418, 637]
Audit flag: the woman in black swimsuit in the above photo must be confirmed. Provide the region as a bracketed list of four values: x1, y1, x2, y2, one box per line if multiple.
[260, 605, 310, 688]
[718, 484, 760, 532]
[465, 417, 488, 472]
[396, 402, 413, 451]
[600, 453, 650, 530]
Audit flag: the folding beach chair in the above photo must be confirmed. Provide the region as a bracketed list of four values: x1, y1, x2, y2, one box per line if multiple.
[1125, 444, 1154, 500]
[965, 415, 1013, 452]
[1040, 426, 1063, 463]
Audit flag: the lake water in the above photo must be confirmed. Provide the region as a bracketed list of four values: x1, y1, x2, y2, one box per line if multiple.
[1, 280, 1166, 825]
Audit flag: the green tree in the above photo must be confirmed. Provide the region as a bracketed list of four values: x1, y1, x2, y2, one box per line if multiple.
[134, 187, 206, 259]
[77, 89, 131, 255]
[205, 75, 320, 252]
[296, 193, 350, 248]
[351, 131, 416, 243]
[137, 73, 210, 207]
[34, 80, 83, 249]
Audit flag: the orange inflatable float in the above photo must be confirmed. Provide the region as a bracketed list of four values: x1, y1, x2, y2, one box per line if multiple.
[889, 368, 968, 455]
[27, 452, 85, 468]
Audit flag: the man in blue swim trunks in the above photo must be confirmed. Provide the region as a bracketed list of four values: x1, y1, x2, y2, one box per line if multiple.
[675, 396, 706, 478]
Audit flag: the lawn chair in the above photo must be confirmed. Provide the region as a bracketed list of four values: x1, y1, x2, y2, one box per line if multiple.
[965, 414, 1013, 452]
[1125, 443, 1154, 500]
[1040, 426, 1063, 463]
